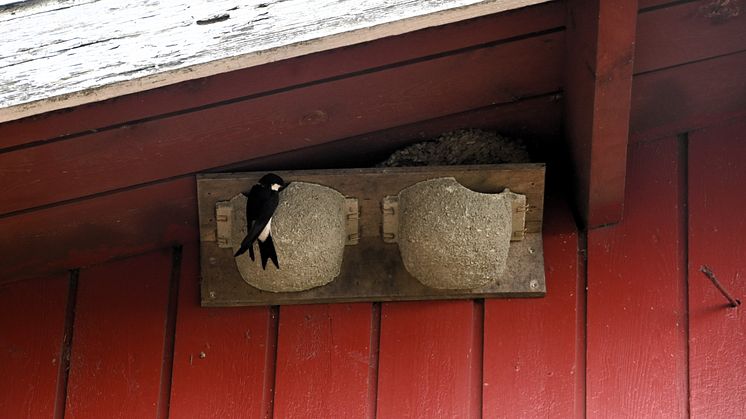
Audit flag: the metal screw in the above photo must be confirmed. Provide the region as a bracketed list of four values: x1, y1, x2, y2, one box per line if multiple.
[529, 280, 539, 290]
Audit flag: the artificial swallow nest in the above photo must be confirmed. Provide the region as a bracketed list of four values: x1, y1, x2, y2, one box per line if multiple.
[378, 129, 531, 167]
[232, 182, 347, 292]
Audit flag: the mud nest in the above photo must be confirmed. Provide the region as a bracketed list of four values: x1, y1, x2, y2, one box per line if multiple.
[378, 129, 531, 167]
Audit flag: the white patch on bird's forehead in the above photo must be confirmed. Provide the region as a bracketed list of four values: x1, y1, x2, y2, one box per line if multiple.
[271, 183, 282, 191]
[259, 218, 272, 242]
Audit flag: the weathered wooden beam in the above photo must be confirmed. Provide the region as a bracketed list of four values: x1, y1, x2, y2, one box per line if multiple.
[0, 1, 564, 151]
[0, 0, 551, 123]
[564, 0, 638, 228]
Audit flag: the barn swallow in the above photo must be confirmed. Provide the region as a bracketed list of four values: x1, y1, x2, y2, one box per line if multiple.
[234, 173, 285, 269]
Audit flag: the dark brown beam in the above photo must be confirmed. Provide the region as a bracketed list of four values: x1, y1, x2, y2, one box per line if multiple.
[564, 0, 638, 228]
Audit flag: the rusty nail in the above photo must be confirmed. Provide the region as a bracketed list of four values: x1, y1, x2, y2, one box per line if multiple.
[700, 265, 741, 308]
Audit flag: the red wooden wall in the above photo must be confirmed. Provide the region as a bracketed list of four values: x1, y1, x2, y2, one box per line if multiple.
[1, 0, 745, 417]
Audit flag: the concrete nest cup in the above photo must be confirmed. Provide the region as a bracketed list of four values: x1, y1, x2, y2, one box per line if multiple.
[231, 182, 348, 292]
[397, 177, 513, 289]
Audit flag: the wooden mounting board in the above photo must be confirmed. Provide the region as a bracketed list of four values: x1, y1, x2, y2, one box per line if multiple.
[197, 164, 545, 306]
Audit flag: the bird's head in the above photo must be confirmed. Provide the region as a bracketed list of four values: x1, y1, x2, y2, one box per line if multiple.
[258, 173, 285, 191]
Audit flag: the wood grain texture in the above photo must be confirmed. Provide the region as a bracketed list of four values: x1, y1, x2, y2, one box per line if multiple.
[376, 300, 481, 418]
[586, 137, 688, 418]
[0, 31, 563, 216]
[273, 304, 374, 418]
[65, 249, 174, 419]
[0, 177, 197, 282]
[688, 118, 746, 418]
[0, 1, 564, 150]
[482, 198, 579, 418]
[0, 96, 558, 284]
[169, 245, 276, 419]
[296, 94, 563, 169]
[198, 166, 546, 306]
[635, 0, 746, 74]
[0, 0, 551, 123]
[630, 51, 746, 143]
[563, 0, 638, 227]
[0, 274, 69, 419]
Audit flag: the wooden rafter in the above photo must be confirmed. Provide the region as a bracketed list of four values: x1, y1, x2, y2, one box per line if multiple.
[564, 0, 638, 228]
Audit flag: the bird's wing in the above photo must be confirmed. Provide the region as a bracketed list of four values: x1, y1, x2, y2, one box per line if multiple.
[235, 184, 270, 258]
[244, 184, 265, 221]
[245, 193, 278, 245]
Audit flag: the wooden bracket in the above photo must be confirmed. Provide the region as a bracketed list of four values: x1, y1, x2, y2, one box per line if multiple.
[215, 201, 233, 248]
[381, 196, 399, 243]
[344, 197, 360, 245]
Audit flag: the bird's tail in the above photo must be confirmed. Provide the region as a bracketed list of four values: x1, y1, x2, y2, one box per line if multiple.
[258, 235, 279, 269]
[234, 235, 256, 261]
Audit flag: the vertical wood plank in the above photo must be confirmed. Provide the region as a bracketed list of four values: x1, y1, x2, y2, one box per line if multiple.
[564, 0, 638, 227]
[688, 119, 746, 418]
[64, 250, 173, 419]
[376, 300, 480, 418]
[169, 245, 276, 419]
[586, 138, 688, 417]
[0, 275, 69, 419]
[482, 200, 580, 418]
[273, 304, 374, 418]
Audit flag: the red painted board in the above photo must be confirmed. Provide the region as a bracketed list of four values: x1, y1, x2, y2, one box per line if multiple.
[635, 0, 746, 74]
[0, 31, 563, 216]
[0, 1, 564, 150]
[630, 51, 746, 143]
[688, 119, 746, 418]
[0, 177, 197, 282]
[226, 93, 563, 173]
[65, 249, 174, 419]
[482, 198, 580, 418]
[564, 0, 638, 227]
[586, 138, 688, 418]
[169, 245, 276, 419]
[376, 300, 481, 419]
[273, 304, 375, 419]
[0, 275, 69, 419]
[0, 95, 559, 284]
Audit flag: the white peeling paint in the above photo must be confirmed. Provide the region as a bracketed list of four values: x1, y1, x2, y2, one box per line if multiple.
[0, 0, 549, 122]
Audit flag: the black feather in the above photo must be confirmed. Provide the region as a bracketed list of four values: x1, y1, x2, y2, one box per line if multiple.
[233, 174, 284, 270]
[258, 234, 279, 269]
